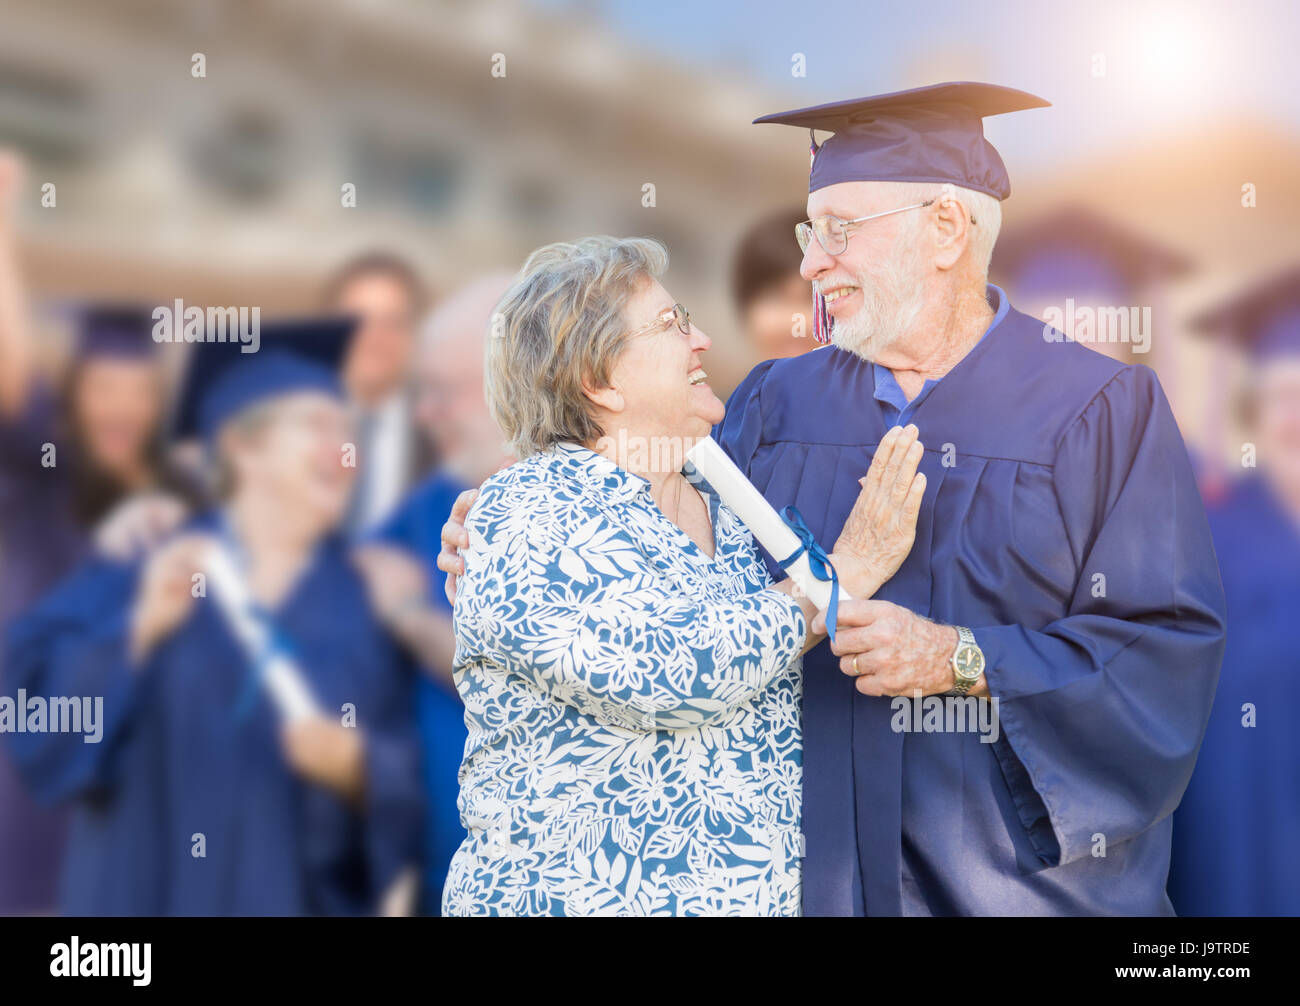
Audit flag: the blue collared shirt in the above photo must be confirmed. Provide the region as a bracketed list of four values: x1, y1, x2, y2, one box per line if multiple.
[871, 284, 1010, 427]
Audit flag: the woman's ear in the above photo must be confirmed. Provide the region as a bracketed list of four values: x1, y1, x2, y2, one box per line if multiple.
[581, 376, 625, 414]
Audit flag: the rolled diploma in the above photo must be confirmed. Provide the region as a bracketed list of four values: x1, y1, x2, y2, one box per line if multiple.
[202, 543, 323, 723]
[686, 437, 852, 612]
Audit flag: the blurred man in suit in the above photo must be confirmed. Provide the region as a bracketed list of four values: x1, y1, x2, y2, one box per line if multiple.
[326, 252, 432, 535]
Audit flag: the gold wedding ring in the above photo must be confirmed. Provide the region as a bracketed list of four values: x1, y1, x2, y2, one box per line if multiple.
[852, 654, 860, 676]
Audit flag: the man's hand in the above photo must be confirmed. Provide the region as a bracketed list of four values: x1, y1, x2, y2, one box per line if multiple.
[830, 424, 926, 598]
[812, 599, 969, 697]
[280, 716, 366, 804]
[352, 544, 429, 632]
[436, 487, 478, 604]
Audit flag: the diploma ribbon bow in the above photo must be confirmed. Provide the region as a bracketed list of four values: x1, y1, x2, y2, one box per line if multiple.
[777, 505, 840, 644]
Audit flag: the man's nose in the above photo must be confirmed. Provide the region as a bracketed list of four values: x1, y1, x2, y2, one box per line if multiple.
[800, 239, 834, 282]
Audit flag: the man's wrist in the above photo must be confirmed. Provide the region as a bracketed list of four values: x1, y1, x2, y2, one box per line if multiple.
[829, 551, 884, 599]
[942, 624, 988, 696]
[935, 623, 960, 690]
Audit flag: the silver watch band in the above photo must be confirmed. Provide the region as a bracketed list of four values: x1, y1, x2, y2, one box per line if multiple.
[947, 626, 981, 696]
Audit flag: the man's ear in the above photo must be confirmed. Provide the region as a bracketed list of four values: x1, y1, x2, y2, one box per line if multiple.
[932, 183, 971, 272]
[581, 375, 624, 414]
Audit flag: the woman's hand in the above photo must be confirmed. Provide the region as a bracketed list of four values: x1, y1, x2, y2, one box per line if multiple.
[95, 491, 189, 562]
[128, 533, 214, 663]
[830, 424, 927, 599]
[280, 716, 366, 804]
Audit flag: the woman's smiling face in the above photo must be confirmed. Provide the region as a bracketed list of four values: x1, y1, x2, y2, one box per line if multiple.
[602, 277, 725, 444]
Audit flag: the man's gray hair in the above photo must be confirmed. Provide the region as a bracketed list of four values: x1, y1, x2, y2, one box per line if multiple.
[893, 180, 1002, 282]
[485, 236, 669, 458]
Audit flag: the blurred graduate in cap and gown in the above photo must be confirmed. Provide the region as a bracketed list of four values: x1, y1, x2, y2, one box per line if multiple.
[4, 319, 423, 915]
[1167, 268, 1300, 916]
[0, 301, 197, 915]
[715, 82, 1225, 915]
[990, 204, 1191, 367]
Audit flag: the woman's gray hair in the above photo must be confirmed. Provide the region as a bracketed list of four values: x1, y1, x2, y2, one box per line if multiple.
[485, 236, 669, 457]
[211, 397, 279, 499]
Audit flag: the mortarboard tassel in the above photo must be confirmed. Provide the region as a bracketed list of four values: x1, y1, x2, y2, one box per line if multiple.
[813, 288, 833, 345]
[808, 129, 833, 345]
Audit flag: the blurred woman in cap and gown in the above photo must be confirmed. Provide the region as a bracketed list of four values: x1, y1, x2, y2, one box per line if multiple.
[0, 152, 195, 915]
[990, 204, 1191, 367]
[5, 318, 423, 915]
[1168, 268, 1300, 916]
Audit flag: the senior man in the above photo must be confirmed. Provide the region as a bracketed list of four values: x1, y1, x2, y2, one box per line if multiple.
[439, 82, 1227, 916]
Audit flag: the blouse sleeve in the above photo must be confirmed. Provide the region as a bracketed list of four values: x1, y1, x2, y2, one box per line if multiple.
[454, 482, 806, 733]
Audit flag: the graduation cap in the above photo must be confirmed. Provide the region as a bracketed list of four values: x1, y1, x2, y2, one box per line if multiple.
[754, 81, 1051, 198]
[75, 304, 160, 358]
[992, 205, 1193, 302]
[172, 317, 357, 443]
[1191, 265, 1300, 362]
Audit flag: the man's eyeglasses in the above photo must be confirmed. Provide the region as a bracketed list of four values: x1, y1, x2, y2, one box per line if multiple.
[625, 303, 691, 339]
[796, 199, 944, 256]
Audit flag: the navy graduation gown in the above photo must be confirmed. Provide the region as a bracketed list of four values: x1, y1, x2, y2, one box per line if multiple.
[1168, 477, 1300, 916]
[0, 383, 84, 914]
[716, 292, 1226, 916]
[4, 515, 424, 915]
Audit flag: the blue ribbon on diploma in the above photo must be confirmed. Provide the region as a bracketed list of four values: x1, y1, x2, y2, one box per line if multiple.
[777, 505, 840, 643]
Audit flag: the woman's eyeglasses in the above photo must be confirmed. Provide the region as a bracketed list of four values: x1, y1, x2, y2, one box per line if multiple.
[625, 303, 691, 339]
[796, 199, 945, 256]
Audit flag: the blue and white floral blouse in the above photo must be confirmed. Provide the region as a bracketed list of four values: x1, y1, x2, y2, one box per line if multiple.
[442, 441, 807, 916]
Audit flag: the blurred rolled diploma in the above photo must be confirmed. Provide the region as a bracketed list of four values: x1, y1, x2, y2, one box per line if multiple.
[685, 437, 852, 612]
[202, 542, 322, 723]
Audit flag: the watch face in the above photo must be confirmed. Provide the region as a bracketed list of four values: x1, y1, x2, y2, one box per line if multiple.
[954, 645, 985, 679]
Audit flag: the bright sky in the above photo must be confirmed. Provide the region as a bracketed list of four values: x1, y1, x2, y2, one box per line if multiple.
[533, 0, 1300, 170]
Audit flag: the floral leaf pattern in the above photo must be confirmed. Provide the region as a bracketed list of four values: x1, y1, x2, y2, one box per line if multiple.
[442, 443, 806, 916]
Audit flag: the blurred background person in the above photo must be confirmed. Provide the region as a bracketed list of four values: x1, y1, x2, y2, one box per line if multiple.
[990, 205, 1191, 368]
[1168, 267, 1300, 916]
[730, 208, 818, 361]
[0, 151, 194, 915]
[324, 251, 433, 537]
[5, 319, 423, 915]
[354, 270, 516, 915]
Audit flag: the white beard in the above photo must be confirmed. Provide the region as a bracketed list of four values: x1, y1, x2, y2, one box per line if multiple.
[827, 239, 927, 363]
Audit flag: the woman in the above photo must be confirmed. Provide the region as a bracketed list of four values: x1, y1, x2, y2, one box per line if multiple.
[442, 237, 925, 916]
[0, 151, 194, 914]
[6, 319, 423, 915]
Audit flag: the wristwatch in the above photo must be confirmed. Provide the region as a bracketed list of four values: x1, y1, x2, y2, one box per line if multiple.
[946, 626, 985, 696]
